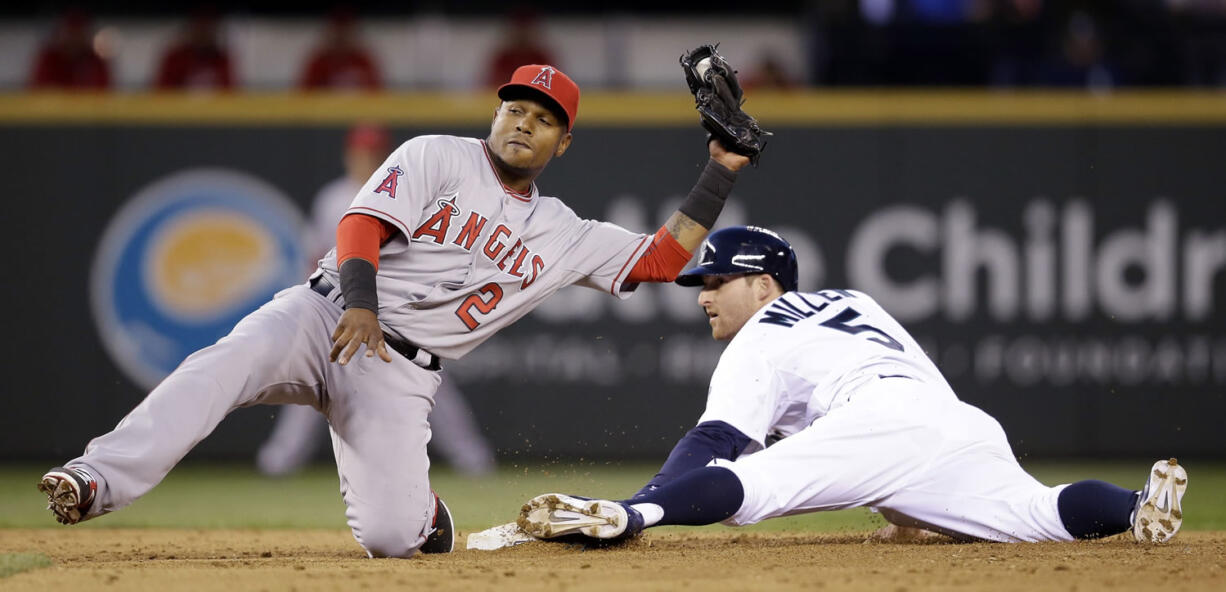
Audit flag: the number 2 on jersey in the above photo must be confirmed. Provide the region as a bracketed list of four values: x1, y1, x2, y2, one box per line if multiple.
[820, 308, 904, 352]
[455, 282, 503, 330]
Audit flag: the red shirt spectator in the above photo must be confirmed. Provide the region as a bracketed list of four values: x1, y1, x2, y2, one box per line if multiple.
[299, 12, 382, 91]
[155, 12, 234, 91]
[484, 12, 557, 88]
[29, 11, 110, 90]
[743, 53, 798, 91]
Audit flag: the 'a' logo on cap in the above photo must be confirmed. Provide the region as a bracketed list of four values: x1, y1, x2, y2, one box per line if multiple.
[530, 66, 555, 90]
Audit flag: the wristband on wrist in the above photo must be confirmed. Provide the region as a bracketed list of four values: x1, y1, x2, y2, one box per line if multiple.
[678, 159, 738, 229]
[339, 258, 378, 313]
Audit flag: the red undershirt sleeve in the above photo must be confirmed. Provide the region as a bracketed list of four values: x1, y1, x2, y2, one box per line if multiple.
[336, 213, 396, 269]
[625, 226, 695, 283]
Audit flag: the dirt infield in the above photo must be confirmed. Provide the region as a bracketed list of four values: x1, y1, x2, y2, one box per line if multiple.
[2, 528, 1224, 591]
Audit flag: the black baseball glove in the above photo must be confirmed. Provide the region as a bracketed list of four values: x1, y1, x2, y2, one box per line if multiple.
[680, 44, 771, 165]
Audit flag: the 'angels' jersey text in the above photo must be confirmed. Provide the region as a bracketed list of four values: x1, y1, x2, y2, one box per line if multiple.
[318, 135, 652, 359]
[410, 196, 547, 291]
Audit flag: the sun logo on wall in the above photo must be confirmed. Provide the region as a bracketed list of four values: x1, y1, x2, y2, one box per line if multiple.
[91, 169, 306, 389]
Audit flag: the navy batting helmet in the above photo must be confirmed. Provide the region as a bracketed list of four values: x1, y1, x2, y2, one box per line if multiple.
[675, 226, 798, 292]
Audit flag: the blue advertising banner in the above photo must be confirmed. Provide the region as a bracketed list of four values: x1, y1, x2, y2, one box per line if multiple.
[1, 115, 1222, 461]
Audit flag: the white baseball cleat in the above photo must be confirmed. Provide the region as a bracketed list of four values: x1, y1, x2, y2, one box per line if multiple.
[517, 493, 642, 541]
[38, 466, 97, 525]
[1131, 458, 1188, 543]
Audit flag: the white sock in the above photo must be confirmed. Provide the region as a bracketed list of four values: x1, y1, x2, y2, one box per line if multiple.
[630, 503, 664, 527]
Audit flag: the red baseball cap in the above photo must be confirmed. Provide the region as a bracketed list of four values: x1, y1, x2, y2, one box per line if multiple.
[346, 124, 389, 152]
[497, 64, 579, 131]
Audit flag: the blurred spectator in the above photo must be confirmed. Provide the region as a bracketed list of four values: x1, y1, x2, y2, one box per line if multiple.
[1039, 11, 1118, 90]
[743, 52, 799, 91]
[298, 9, 382, 91]
[1169, 0, 1226, 85]
[1166, 0, 1226, 16]
[860, 0, 896, 25]
[256, 123, 496, 478]
[28, 10, 110, 90]
[987, 0, 1047, 87]
[1182, 33, 1226, 86]
[897, 0, 1006, 24]
[307, 124, 390, 259]
[256, 123, 388, 477]
[484, 11, 557, 88]
[1004, 0, 1044, 21]
[154, 9, 234, 91]
[902, 0, 972, 24]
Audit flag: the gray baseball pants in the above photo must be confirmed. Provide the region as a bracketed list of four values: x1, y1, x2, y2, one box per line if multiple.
[68, 284, 441, 558]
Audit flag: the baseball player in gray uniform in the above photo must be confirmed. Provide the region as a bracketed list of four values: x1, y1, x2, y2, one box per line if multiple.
[39, 64, 751, 558]
[257, 123, 495, 478]
[520, 226, 1188, 545]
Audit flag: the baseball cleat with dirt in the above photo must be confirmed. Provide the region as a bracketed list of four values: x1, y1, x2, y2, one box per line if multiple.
[518, 493, 644, 541]
[38, 466, 97, 525]
[1131, 458, 1187, 543]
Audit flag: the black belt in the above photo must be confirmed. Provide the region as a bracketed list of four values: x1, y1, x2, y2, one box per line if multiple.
[309, 276, 441, 371]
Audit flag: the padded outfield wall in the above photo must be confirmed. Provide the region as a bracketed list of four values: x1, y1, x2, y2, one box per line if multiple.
[1, 91, 1223, 461]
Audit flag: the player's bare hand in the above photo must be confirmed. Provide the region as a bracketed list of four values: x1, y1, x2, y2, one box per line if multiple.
[330, 308, 393, 365]
[708, 137, 751, 172]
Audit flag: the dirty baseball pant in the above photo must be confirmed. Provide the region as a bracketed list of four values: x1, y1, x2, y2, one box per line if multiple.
[67, 284, 442, 558]
[715, 376, 1074, 542]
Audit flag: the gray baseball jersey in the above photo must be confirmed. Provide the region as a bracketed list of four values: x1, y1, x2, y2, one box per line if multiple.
[318, 135, 650, 358]
[256, 170, 497, 478]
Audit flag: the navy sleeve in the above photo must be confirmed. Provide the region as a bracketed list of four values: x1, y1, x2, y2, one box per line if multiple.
[629, 420, 752, 501]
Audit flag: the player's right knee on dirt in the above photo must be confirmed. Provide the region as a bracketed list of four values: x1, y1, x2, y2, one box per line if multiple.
[352, 503, 432, 558]
[357, 524, 427, 558]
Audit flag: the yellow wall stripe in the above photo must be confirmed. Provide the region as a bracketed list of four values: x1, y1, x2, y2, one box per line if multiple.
[1, 90, 1225, 126]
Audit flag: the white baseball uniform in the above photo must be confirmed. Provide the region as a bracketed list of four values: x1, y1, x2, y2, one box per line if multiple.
[309, 176, 360, 257]
[67, 134, 652, 557]
[702, 289, 1074, 542]
[255, 173, 495, 478]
